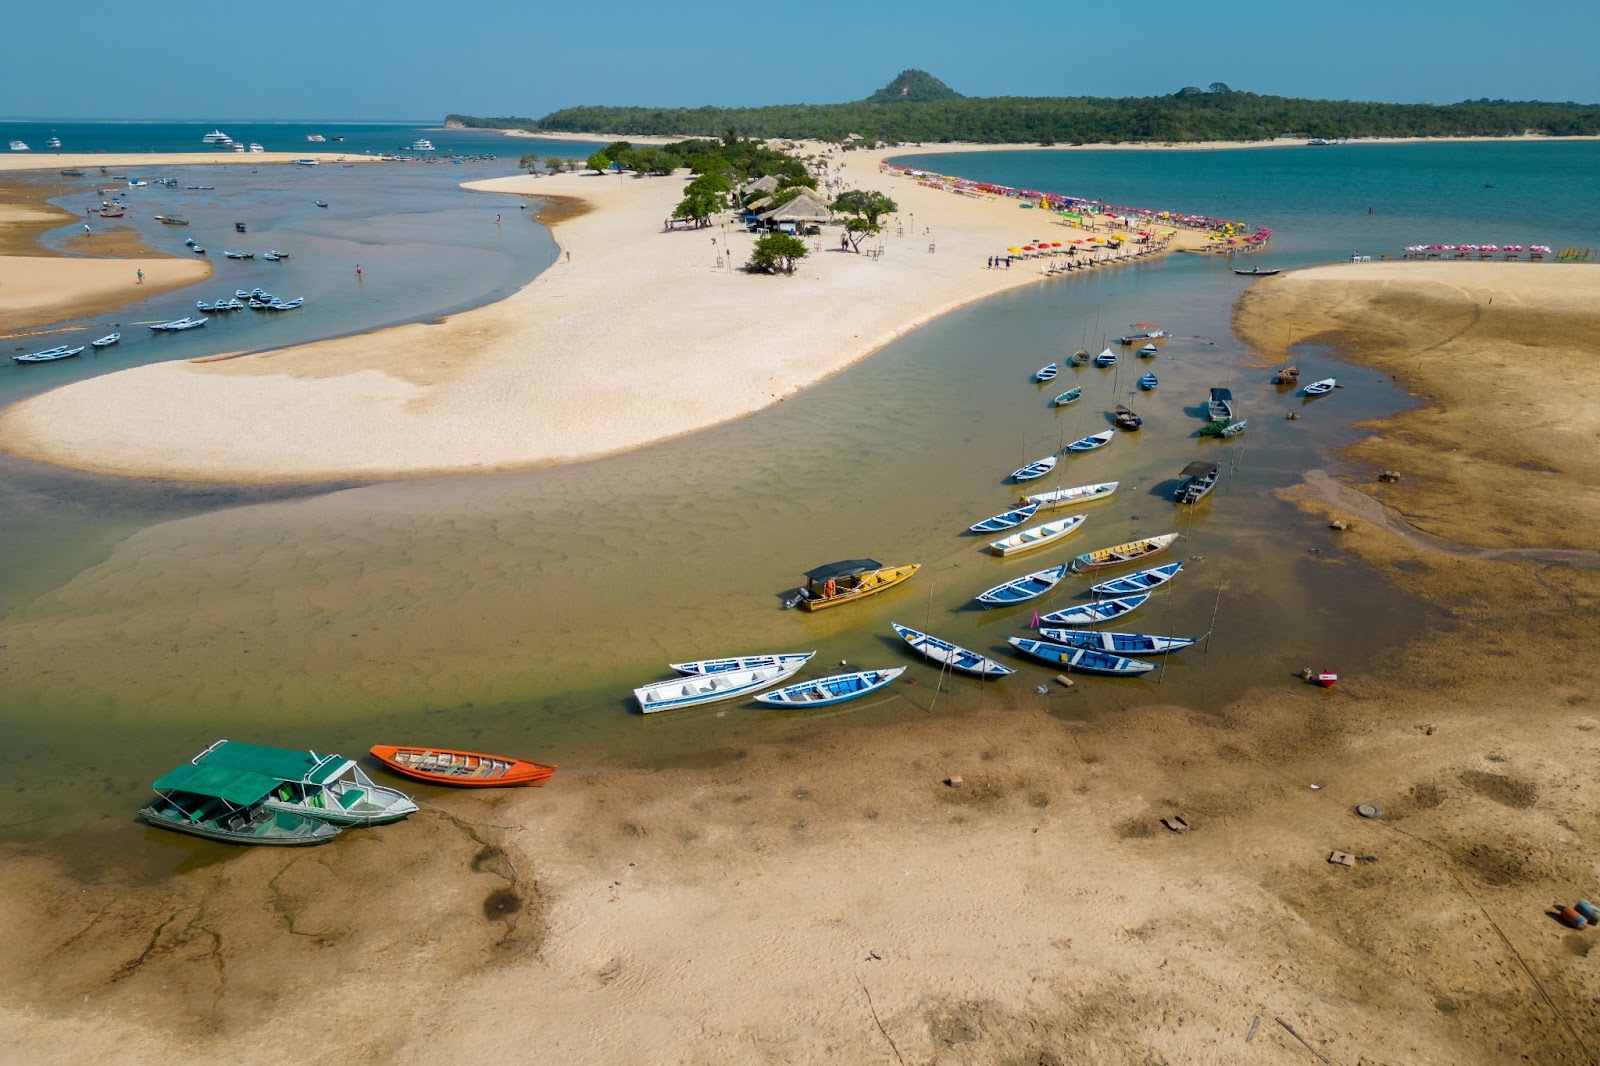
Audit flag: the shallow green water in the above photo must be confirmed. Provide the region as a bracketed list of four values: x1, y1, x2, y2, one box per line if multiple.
[0, 245, 1431, 871]
[25, 138, 1595, 869]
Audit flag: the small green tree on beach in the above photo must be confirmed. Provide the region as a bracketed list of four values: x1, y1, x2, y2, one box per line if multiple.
[747, 232, 808, 275]
[832, 189, 897, 253]
[519, 152, 541, 174]
[585, 151, 611, 174]
[672, 171, 732, 227]
[543, 157, 566, 176]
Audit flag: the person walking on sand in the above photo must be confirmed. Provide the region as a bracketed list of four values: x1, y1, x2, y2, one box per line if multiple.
[136, 269, 144, 284]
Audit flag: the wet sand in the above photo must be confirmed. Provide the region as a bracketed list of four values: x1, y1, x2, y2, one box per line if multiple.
[0, 148, 1205, 482]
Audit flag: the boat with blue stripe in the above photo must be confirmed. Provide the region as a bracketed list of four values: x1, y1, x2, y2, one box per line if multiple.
[1007, 637, 1155, 676]
[753, 668, 905, 707]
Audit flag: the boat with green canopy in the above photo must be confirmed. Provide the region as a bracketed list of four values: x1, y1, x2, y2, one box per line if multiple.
[139, 764, 342, 846]
[188, 739, 418, 826]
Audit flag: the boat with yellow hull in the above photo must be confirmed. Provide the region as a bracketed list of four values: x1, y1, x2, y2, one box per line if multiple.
[795, 559, 920, 611]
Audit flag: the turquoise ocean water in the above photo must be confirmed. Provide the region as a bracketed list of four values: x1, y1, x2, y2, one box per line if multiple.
[1, 135, 1595, 872]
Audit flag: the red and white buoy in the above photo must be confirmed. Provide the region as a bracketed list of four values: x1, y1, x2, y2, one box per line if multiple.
[1313, 669, 1338, 689]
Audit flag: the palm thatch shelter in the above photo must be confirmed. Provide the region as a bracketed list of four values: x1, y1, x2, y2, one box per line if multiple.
[757, 189, 833, 232]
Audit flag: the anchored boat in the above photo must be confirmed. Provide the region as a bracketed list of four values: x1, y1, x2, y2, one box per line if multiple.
[1069, 533, 1180, 573]
[891, 623, 1014, 678]
[1064, 429, 1115, 454]
[975, 562, 1071, 607]
[139, 765, 341, 846]
[793, 559, 919, 611]
[1089, 562, 1183, 597]
[753, 668, 905, 708]
[1038, 594, 1150, 626]
[1176, 460, 1222, 504]
[970, 501, 1039, 533]
[1022, 480, 1119, 510]
[672, 652, 815, 675]
[369, 745, 556, 787]
[989, 514, 1087, 557]
[1010, 455, 1057, 482]
[1034, 629, 1197, 655]
[635, 660, 804, 712]
[1007, 637, 1156, 676]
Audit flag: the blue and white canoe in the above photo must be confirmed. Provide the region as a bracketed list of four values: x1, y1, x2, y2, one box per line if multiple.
[1089, 562, 1182, 597]
[13, 345, 85, 364]
[1038, 594, 1149, 626]
[1094, 348, 1118, 367]
[1036, 629, 1196, 655]
[1010, 455, 1057, 482]
[1023, 480, 1119, 511]
[754, 667, 905, 708]
[1138, 372, 1158, 390]
[1052, 387, 1082, 407]
[975, 562, 1071, 607]
[1137, 343, 1160, 357]
[635, 659, 807, 713]
[970, 501, 1039, 533]
[672, 651, 815, 676]
[1064, 429, 1115, 454]
[892, 622, 1014, 678]
[90, 332, 120, 348]
[1007, 636, 1156, 676]
[989, 514, 1086, 557]
[1303, 378, 1336, 396]
[1034, 362, 1059, 382]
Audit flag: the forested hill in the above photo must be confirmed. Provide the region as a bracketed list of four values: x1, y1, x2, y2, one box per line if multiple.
[446, 77, 1600, 146]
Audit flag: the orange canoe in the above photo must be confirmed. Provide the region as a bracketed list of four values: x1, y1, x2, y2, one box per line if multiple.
[369, 745, 556, 788]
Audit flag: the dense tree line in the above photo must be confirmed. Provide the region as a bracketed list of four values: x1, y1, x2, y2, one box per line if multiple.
[445, 85, 1600, 146]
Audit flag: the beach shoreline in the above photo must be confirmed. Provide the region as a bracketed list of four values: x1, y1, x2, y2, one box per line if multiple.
[471, 127, 1600, 153]
[0, 144, 1208, 483]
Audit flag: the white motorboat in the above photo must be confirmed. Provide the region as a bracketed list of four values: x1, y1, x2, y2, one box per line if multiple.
[202, 129, 234, 146]
[8, 140, 30, 152]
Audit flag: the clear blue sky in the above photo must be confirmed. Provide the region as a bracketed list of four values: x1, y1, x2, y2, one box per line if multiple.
[3, 0, 1596, 120]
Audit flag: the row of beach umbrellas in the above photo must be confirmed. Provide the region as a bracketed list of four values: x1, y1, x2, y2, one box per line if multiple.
[885, 160, 1270, 242]
[1403, 244, 1552, 253]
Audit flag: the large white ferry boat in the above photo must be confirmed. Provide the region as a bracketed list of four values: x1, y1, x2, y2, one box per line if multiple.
[202, 129, 235, 147]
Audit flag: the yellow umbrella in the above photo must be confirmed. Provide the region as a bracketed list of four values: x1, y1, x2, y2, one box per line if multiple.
[1007, 247, 1022, 253]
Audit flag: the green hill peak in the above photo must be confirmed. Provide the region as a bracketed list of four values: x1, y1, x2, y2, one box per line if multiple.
[865, 70, 962, 103]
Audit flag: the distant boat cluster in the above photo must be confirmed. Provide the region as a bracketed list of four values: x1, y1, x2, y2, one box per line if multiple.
[202, 129, 266, 153]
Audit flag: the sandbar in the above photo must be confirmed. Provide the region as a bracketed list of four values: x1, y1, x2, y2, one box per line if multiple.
[0, 180, 210, 337]
[0, 146, 1208, 482]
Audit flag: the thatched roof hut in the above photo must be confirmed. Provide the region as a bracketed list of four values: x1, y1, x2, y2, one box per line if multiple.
[758, 189, 833, 224]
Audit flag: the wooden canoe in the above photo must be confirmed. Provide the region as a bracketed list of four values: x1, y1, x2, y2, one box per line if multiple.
[1022, 480, 1119, 510]
[1070, 532, 1180, 572]
[369, 745, 556, 787]
[989, 514, 1087, 557]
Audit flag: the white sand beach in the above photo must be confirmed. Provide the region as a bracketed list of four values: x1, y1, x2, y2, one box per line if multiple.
[0, 147, 1206, 482]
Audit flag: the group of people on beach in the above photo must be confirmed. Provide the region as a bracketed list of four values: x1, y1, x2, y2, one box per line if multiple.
[987, 256, 1013, 269]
